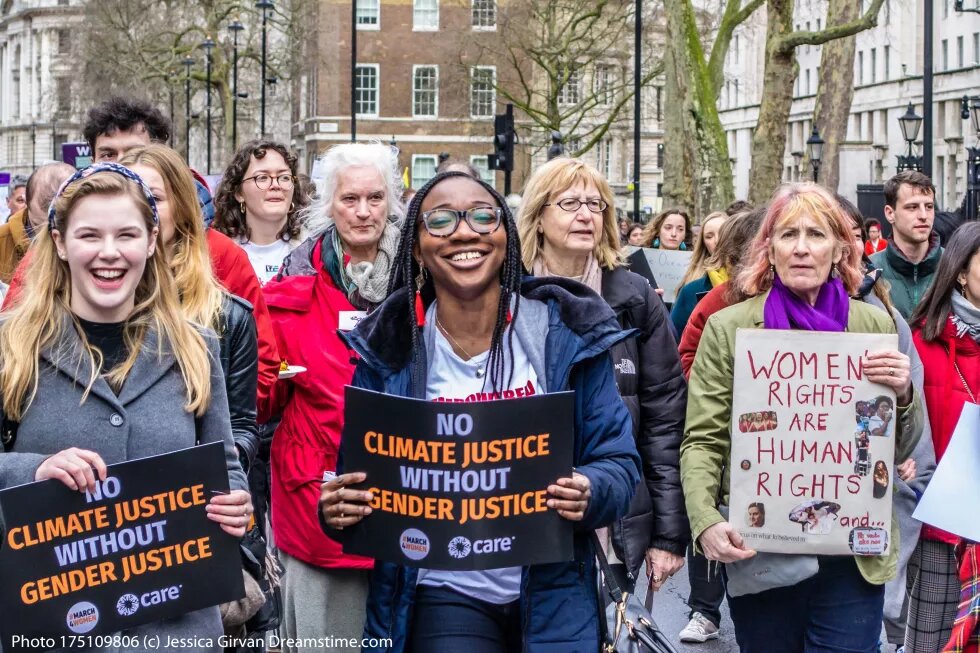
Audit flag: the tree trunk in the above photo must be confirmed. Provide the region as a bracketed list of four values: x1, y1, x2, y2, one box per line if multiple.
[748, 0, 795, 204]
[662, 0, 735, 218]
[811, 0, 859, 191]
[662, 45, 695, 210]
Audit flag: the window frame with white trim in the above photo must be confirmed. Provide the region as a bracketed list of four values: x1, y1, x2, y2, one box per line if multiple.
[411, 154, 438, 189]
[354, 64, 380, 117]
[413, 0, 439, 30]
[471, 0, 496, 30]
[356, 0, 380, 29]
[470, 66, 496, 119]
[469, 155, 495, 186]
[412, 65, 439, 119]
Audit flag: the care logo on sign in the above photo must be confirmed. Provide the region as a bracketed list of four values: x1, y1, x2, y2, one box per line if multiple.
[447, 536, 515, 559]
[399, 529, 430, 561]
[116, 585, 182, 617]
[66, 601, 99, 633]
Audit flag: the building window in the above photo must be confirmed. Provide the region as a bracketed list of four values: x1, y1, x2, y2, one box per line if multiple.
[412, 155, 437, 189]
[356, 0, 380, 28]
[413, 66, 438, 118]
[470, 66, 495, 118]
[55, 77, 71, 115]
[557, 66, 580, 105]
[472, 0, 496, 29]
[857, 51, 864, 84]
[733, 79, 739, 105]
[656, 143, 664, 169]
[805, 69, 811, 95]
[884, 45, 890, 80]
[655, 86, 662, 122]
[470, 156, 494, 185]
[57, 29, 71, 55]
[598, 139, 612, 179]
[974, 32, 980, 64]
[733, 35, 739, 63]
[870, 48, 876, 83]
[941, 39, 948, 71]
[957, 35, 964, 68]
[593, 65, 612, 106]
[414, 0, 438, 30]
[354, 64, 379, 116]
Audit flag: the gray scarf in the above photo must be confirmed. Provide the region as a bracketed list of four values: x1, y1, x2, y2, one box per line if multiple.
[331, 221, 400, 305]
[951, 291, 980, 343]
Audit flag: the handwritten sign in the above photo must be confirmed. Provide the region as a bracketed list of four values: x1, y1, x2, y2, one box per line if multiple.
[0, 443, 243, 652]
[340, 387, 574, 569]
[729, 329, 897, 555]
[625, 247, 693, 303]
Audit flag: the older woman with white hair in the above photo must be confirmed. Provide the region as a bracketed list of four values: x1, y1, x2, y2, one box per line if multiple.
[259, 141, 403, 653]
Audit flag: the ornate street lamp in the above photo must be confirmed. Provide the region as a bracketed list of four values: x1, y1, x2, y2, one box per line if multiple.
[228, 20, 246, 151]
[962, 95, 980, 222]
[806, 125, 824, 183]
[201, 36, 216, 174]
[182, 55, 195, 161]
[256, 0, 275, 137]
[897, 102, 923, 172]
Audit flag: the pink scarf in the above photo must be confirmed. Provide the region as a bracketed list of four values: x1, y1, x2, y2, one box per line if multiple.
[532, 254, 602, 294]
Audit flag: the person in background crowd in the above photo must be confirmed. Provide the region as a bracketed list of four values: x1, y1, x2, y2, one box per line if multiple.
[671, 211, 729, 337]
[627, 222, 645, 246]
[872, 171, 941, 319]
[725, 199, 754, 216]
[517, 157, 688, 595]
[618, 216, 631, 244]
[683, 183, 922, 652]
[5, 175, 27, 218]
[83, 96, 172, 163]
[865, 218, 888, 255]
[319, 170, 640, 652]
[838, 194, 938, 652]
[213, 140, 309, 284]
[259, 142, 404, 653]
[909, 222, 980, 653]
[0, 163, 73, 282]
[678, 208, 767, 376]
[436, 157, 481, 178]
[643, 207, 690, 251]
[0, 164, 251, 652]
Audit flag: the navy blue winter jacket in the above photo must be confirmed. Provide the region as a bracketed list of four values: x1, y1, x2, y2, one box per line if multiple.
[335, 276, 641, 652]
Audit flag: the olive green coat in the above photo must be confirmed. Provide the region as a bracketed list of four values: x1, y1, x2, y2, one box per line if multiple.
[681, 292, 923, 585]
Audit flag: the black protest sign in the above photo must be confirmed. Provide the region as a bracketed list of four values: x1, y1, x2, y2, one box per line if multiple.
[0, 442, 244, 652]
[340, 387, 575, 570]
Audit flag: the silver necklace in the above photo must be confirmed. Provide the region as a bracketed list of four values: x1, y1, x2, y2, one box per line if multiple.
[436, 315, 487, 378]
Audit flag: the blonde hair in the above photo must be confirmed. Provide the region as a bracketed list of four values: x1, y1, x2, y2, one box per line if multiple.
[517, 157, 623, 271]
[0, 172, 212, 420]
[737, 183, 864, 298]
[678, 211, 728, 291]
[119, 145, 224, 331]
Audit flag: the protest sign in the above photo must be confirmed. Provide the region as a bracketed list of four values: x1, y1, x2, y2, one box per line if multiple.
[729, 329, 898, 555]
[340, 387, 574, 570]
[624, 247, 693, 303]
[0, 443, 244, 652]
[913, 402, 980, 541]
[60, 143, 93, 170]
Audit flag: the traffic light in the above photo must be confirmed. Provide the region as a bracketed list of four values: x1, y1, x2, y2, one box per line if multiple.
[489, 105, 514, 172]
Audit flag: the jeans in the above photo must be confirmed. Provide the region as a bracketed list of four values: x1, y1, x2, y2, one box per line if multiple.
[728, 557, 884, 653]
[687, 546, 726, 626]
[411, 585, 522, 653]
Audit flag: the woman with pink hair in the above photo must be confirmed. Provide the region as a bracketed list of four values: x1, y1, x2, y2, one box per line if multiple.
[681, 183, 924, 652]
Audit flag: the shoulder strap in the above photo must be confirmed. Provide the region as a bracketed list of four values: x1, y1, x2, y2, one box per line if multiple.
[590, 531, 625, 603]
[2, 412, 20, 453]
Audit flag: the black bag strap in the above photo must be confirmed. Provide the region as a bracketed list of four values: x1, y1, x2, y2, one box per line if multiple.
[1, 410, 19, 453]
[591, 531, 626, 603]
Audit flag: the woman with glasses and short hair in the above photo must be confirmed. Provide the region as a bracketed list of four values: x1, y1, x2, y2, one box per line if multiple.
[516, 157, 689, 598]
[214, 140, 310, 284]
[258, 142, 404, 653]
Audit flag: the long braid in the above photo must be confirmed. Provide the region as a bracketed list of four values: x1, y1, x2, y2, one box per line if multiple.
[388, 171, 523, 395]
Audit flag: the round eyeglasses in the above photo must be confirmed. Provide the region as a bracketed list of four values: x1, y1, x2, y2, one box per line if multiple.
[420, 207, 502, 237]
[544, 198, 608, 213]
[242, 173, 296, 190]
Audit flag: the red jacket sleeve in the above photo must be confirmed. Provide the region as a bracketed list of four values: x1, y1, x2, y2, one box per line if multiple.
[206, 230, 280, 420]
[679, 282, 732, 380]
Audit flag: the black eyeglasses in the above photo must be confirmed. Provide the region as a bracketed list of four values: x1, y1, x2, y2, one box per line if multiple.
[420, 207, 502, 237]
[544, 197, 608, 213]
[242, 173, 296, 190]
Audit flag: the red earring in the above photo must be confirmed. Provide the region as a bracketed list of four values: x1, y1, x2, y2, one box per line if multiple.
[415, 267, 427, 327]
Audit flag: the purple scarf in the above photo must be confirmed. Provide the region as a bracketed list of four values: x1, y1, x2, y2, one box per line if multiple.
[763, 276, 850, 332]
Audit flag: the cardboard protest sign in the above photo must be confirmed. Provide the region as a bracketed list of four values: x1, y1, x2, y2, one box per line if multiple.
[340, 387, 574, 570]
[0, 443, 244, 652]
[729, 329, 898, 555]
[913, 402, 980, 541]
[624, 247, 693, 303]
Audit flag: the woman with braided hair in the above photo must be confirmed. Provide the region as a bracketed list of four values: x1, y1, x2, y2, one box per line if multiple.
[318, 171, 640, 652]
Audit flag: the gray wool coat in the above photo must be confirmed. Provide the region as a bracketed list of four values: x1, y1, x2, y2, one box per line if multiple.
[0, 319, 247, 653]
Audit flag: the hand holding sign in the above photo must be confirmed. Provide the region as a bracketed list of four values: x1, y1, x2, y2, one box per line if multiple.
[205, 489, 254, 537]
[546, 472, 591, 521]
[862, 350, 912, 404]
[320, 472, 374, 530]
[34, 448, 108, 493]
[698, 522, 756, 563]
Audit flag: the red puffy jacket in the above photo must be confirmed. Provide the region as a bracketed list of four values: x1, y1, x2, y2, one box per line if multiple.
[260, 238, 372, 570]
[913, 317, 980, 545]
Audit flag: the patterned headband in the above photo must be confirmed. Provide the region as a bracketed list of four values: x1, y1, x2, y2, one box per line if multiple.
[48, 162, 160, 231]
